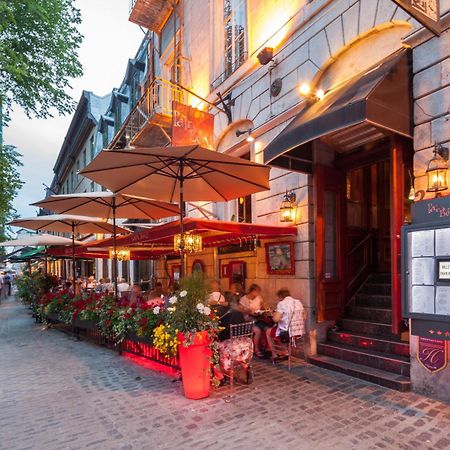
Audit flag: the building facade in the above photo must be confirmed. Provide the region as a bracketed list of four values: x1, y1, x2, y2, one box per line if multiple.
[121, 0, 450, 399]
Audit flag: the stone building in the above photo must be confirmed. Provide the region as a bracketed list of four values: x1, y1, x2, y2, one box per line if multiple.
[121, 0, 450, 399]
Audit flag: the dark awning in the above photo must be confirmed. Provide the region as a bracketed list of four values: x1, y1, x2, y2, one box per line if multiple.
[264, 49, 412, 173]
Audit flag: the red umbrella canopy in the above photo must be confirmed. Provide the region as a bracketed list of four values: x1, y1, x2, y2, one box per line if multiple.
[80, 145, 271, 202]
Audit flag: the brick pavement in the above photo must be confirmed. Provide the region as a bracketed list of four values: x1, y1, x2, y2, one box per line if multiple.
[1, 296, 450, 450]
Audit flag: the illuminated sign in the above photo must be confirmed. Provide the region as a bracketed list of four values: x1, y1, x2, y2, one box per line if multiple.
[437, 259, 450, 281]
[392, 0, 440, 35]
[172, 101, 215, 149]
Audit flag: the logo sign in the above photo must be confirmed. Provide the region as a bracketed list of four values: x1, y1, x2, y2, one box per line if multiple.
[417, 337, 447, 373]
[392, 0, 440, 35]
[172, 101, 215, 149]
[412, 197, 450, 225]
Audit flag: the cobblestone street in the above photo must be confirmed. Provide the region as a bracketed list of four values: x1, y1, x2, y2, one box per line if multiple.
[1, 297, 450, 450]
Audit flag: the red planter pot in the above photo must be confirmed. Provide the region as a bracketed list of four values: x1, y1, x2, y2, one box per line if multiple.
[178, 331, 211, 400]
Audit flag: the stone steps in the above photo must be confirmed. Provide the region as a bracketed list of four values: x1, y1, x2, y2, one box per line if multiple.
[308, 355, 411, 392]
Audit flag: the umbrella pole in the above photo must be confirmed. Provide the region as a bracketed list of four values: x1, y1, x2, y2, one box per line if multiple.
[71, 224, 76, 292]
[112, 198, 118, 299]
[179, 161, 185, 279]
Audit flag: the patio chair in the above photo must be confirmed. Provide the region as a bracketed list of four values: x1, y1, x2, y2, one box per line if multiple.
[224, 321, 254, 400]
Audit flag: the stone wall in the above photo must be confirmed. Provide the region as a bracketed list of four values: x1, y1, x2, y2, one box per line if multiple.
[405, 8, 450, 402]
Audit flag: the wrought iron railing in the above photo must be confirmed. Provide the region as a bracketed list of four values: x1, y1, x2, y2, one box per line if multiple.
[129, 0, 137, 14]
[109, 77, 185, 149]
[211, 52, 248, 91]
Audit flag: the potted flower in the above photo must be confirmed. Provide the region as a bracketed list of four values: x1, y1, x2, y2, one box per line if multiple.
[152, 273, 221, 399]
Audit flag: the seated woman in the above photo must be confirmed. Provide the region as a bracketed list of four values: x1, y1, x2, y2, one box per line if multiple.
[238, 284, 268, 358]
[129, 284, 144, 307]
[217, 292, 254, 384]
[265, 288, 305, 363]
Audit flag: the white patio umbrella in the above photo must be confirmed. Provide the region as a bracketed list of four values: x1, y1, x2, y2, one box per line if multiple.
[31, 192, 180, 294]
[80, 145, 271, 275]
[8, 215, 128, 292]
[0, 234, 83, 247]
[0, 234, 83, 275]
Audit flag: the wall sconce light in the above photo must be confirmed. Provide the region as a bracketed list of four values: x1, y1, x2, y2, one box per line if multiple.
[426, 143, 449, 193]
[257, 47, 274, 65]
[279, 191, 297, 222]
[299, 83, 326, 101]
[408, 170, 415, 202]
[236, 128, 254, 142]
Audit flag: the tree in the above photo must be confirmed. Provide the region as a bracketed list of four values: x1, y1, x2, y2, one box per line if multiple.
[0, 0, 83, 121]
[0, 144, 24, 243]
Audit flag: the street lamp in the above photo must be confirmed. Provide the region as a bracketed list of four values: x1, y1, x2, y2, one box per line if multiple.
[426, 144, 449, 193]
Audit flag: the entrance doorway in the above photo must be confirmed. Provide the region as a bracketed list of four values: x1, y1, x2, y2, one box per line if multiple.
[315, 138, 413, 333]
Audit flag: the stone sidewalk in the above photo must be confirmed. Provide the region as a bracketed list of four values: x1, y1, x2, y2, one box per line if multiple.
[1, 297, 450, 450]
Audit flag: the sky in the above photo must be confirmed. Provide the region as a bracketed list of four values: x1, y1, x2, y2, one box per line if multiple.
[4, 0, 144, 219]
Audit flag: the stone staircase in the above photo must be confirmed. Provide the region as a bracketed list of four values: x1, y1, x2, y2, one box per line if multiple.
[309, 273, 411, 391]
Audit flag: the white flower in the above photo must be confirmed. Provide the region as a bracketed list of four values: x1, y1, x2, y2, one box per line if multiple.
[169, 296, 178, 304]
[196, 303, 205, 313]
[179, 290, 187, 297]
[152, 306, 160, 315]
[203, 306, 211, 316]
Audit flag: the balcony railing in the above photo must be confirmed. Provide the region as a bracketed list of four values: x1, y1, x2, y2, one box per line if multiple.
[109, 77, 185, 149]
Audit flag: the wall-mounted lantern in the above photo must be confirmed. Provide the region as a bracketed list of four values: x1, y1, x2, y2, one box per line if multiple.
[279, 191, 297, 222]
[426, 143, 449, 193]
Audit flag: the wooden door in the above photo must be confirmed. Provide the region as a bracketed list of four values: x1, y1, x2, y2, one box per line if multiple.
[315, 164, 346, 322]
[378, 161, 391, 272]
[390, 136, 412, 334]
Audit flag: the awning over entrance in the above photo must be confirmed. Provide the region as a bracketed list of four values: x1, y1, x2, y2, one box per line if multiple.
[264, 49, 412, 173]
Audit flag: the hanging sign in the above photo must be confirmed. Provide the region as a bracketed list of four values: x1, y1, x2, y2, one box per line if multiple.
[172, 101, 215, 149]
[417, 337, 447, 373]
[392, 1, 441, 35]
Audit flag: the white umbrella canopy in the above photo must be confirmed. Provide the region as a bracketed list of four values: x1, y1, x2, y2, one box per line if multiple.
[8, 214, 128, 235]
[32, 192, 180, 220]
[80, 145, 271, 277]
[8, 215, 129, 289]
[79, 145, 271, 202]
[0, 234, 83, 247]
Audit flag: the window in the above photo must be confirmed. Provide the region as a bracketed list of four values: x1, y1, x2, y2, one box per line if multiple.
[160, 11, 180, 56]
[71, 171, 74, 190]
[102, 126, 109, 148]
[66, 180, 69, 193]
[90, 135, 95, 160]
[82, 149, 87, 168]
[114, 102, 121, 133]
[237, 152, 252, 223]
[91, 181, 95, 192]
[223, 0, 247, 78]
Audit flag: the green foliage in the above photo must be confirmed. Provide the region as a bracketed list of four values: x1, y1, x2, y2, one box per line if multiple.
[0, 0, 83, 120]
[0, 144, 24, 242]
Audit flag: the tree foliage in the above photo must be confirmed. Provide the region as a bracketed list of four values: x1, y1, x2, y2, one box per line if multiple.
[0, 0, 83, 121]
[0, 144, 24, 242]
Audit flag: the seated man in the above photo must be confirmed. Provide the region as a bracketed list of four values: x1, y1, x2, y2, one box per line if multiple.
[217, 292, 254, 384]
[265, 288, 305, 362]
[238, 284, 267, 358]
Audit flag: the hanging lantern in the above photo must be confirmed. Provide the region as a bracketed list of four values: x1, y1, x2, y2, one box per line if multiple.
[279, 191, 297, 222]
[426, 144, 449, 193]
[109, 248, 131, 261]
[174, 233, 202, 253]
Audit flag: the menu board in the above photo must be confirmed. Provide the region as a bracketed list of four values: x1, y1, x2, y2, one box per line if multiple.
[436, 228, 450, 256]
[412, 257, 434, 285]
[436, 287, 450, 315]
[411, 229, 435, 257]
[411, 286, 435, 314]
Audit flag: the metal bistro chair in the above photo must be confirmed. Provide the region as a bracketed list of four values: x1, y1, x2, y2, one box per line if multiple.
[225, 321, 254, 400]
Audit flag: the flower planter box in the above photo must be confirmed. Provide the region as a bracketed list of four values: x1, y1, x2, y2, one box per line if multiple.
[121, 332, 180, 370]
[72, 318, 97, 331]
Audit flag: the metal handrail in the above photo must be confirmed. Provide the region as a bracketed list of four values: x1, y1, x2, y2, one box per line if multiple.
[347, 232, 373, 257]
